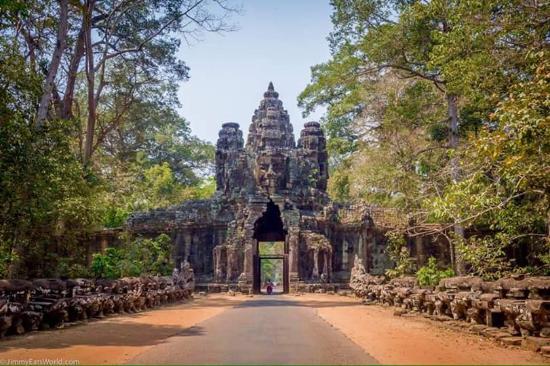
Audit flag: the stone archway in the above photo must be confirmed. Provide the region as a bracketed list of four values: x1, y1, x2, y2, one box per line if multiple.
[252, 200, 289, 293]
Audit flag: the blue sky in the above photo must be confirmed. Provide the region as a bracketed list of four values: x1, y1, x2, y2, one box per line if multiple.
[176, 0, 333, 143]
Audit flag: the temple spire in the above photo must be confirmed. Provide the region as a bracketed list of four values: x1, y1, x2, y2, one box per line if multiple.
[264, 81, 278, 98]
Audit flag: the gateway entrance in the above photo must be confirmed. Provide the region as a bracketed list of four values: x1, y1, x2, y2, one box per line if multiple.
[259, 242, 285, 294]
[253, 201, 289, 294]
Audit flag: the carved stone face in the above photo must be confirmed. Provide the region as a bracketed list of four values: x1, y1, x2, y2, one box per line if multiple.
[217, 123, 243, 151]
[265, 107, 280, 120]
[255, 151, 286, 193]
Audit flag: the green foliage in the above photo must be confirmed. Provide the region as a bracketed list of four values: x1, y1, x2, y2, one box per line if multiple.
[0, 118, 101, 278]
[302, 0, 549, 277]
[185, 177, 216, 200]
[133, 234, 174, 277]
[102, 104, 215, 187]
[101, 163, 215, 228]
[327, 164, 351, 202]
[98, 101, 215, 229]
[259, 241, 285, 256]
[0, 248, 17, 280]
[56, 258, 90, 278]
[432, 52, 550, 277]
[416, 257, 454, 287]
[455, 237, 512, 281]
[103, 207, 130, 229]
[91, 234, 174, 279]
[261, 259, 282, 285]
[385, 232, 415, 278]
[386, 247, 416, 279]
[91, 248, 124, 279]
[298, 43, 362, 162]
[0, 0, 226, 278]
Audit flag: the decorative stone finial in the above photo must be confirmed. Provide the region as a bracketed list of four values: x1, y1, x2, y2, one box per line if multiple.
[264, 81, 279, 99]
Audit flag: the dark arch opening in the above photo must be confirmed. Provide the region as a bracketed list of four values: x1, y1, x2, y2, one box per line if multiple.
[253, 200, 286, 241]
[252, 200, 289, 294]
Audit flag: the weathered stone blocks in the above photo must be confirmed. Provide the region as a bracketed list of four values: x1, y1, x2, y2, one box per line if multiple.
[349, 256, 550, 354]
[0, 263, 194, 338]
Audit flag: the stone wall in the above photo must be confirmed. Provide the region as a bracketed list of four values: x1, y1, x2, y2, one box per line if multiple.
[0, 263, 194, 338]
[349, 256, 550, 353]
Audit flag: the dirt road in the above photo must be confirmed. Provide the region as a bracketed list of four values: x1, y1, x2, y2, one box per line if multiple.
[0, 293, 546, 365]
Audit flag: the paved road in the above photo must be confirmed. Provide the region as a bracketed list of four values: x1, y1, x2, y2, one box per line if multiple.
[130, 296, 378, 365]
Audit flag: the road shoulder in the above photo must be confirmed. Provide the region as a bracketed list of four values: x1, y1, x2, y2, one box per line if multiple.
[0, 294, 242, 365]
[293, 293, 547, 365]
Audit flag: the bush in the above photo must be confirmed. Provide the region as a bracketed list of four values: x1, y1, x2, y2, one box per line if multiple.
[385, 231, 416, 278]
[91, 247, 124, 279]
[56, 257, 90, 278]
[416, 257, 454, 287]
[123, 234, 173, 277]
[90, 234, 174, 279]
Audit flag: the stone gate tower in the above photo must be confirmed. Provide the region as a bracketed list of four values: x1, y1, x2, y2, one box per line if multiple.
[128, 83, 389, 293]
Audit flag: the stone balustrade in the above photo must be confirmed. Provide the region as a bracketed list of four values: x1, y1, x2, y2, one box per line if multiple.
[350, 257, 550, 354]
[0, 267, 194, 338]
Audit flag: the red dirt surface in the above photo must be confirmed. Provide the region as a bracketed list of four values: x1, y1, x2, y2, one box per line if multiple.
[0, 295, 241, 365]
[296, 293, 548, 365]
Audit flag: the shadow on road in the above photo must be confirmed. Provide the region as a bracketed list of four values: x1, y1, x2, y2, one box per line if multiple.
[0, 322, 193, 350]
[0, 297, 232, 352]
[236, 296, 360, 309]
[0, 295, 359, 353]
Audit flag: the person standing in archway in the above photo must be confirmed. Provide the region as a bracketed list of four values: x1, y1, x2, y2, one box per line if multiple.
[265, 279, 274, 295]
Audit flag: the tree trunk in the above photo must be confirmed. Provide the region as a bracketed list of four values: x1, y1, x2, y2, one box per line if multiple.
[35, 0, 69, 128]
[83, 0, 96, 165]
[61, 26, 86, 120]
[447, 93, 466, 275]
[448, 94, 460, 182]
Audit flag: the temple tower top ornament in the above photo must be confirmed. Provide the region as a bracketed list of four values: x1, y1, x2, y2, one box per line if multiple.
[246, 82, 295, 153]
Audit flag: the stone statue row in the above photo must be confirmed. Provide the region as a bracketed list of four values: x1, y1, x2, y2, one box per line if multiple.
[350, 256, 550, 342]
[0, 263, 194, 338]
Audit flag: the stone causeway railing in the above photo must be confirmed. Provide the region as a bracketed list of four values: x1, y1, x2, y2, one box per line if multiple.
[0, 272, 194, 338]
[350, 258, 550, 355]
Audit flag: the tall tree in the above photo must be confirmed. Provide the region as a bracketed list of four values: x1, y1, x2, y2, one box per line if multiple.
[300, 0, 469, 271]
[300, 0, 549, 275]
[0, 0, 235, 277]
[4, 0, 237, 163]
[35, 0, 68, 127]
